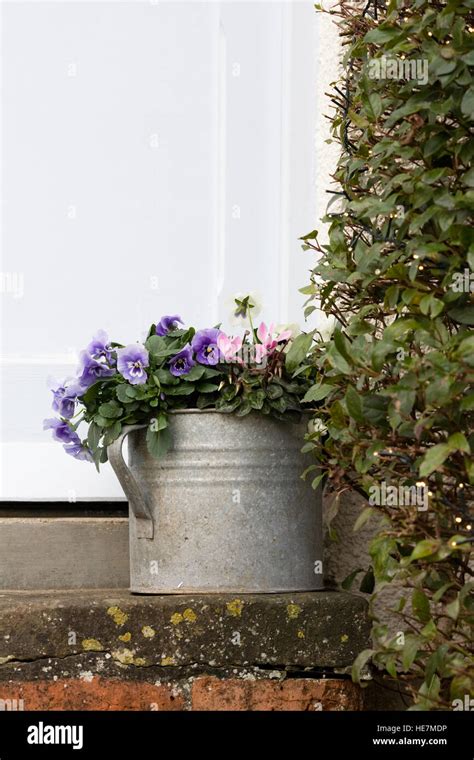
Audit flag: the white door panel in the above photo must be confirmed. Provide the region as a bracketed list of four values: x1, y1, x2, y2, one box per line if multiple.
[0, 0, 336, 499]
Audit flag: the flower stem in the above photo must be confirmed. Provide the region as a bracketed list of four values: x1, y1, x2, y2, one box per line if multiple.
[248, 307, 256, 342]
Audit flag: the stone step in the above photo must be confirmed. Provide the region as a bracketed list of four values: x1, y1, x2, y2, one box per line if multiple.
[0, 589, 370, 711]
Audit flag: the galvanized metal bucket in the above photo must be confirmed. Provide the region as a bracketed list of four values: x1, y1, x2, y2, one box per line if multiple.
[108, 410, 322, 594]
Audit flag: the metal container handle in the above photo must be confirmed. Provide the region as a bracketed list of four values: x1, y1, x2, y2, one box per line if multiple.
[108, 424, 154, 539]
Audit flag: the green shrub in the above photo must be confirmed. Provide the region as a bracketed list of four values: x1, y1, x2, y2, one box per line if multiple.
[303, 0, 474, 709]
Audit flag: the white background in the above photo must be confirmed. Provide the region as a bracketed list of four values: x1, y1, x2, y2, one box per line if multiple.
[0, 0, 339, 500]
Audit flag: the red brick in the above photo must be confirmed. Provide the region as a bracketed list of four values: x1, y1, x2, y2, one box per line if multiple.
[0, 678, 184, 711]
[191, 676, 362, 711]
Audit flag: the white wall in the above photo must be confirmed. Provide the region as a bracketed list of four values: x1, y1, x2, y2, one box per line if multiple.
[0, 0, 339, 500]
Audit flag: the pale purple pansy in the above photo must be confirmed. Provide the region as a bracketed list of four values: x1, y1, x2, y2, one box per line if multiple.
[169, 345, 195, 377]
[192, 328, 222, 365]
[116, 344, 149, 385]
[156, 315, 183, 337]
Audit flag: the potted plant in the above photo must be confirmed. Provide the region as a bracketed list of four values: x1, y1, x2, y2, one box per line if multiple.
[44, 297, 323, 594]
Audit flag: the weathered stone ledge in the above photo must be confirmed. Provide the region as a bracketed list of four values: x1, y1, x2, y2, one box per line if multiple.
[0, 590, 369, 672]
[0, 590, 369, 710]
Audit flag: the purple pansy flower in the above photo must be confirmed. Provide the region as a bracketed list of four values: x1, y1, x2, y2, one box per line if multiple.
[77, 351, 116, 390]
[50, 378, 83, 419]
[63, 442, 93, 462]
[169, 345, 195, 377]
[86, 329, 115, 366]
[156, 314, 184, 336]
[43, 418, 81, 445]
[116, 344, 149, 385]
[192, 328, 222, 365]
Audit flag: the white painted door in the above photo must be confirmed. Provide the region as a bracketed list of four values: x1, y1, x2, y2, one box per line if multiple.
[0, 0, 338, 500]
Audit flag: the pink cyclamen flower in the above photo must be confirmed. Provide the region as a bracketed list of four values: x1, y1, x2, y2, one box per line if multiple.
[256, 322, 292, 351]
[254, 343, 268, 364]
[217, 333, 243, 363]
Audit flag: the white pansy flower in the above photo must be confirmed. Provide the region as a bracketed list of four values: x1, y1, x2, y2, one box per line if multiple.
[308, 418, 328, 435]
[313, 310, 336, 342]
[226, 292, 263, 327]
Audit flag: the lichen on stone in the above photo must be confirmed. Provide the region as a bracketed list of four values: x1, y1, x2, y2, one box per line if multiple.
[81, 639, 103, 652]
[226, 599, 244, 617]
[107, 606, 129, 627]
[112, 648, 146, 666]
[287, 603, 302, 620]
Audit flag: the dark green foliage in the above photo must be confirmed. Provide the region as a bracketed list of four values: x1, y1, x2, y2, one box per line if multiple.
[305, 0, 474, 708]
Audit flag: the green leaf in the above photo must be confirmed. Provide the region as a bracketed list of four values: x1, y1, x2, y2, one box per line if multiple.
[345, 386, 364, 422]
[196, 394, 215, 410]
[359, 566, 375, 594]
[153, 368, 178, 385]
[402, 635, 421, 671]
[103, 421, 121, 446]
[149, 412, 168, 432]
[301, 463, 318, 480]
[81, 382, 101, 406]
[351, 648, 374, 684]
[421, 168, 447, 184]
[330, 399, 346, 429]
[367, 92, 383, 119]
[333, 328, 353, 365]
[285, 331, 314, 374]
[146, 424, 172, 459]
[215, 397, 241, 414]
[412, 588, 431, 624]
[201, 367, 222, 379]
[302, 383, 334, 403]
[353, 506, 375, 532]
[463, 167, 474, 188]
[448, 305, 474, 325]
[162, 384, 195, 396]
[341, 568, 364, 591]
[87, 421, 102, 450]
[362, 394, 389, 426]
[98, 401, 123, 419]
[419, 674, 441, 707]
[461, 86, 474, 119]
[364, 27, 402, 44]
[419, 294, 444, 318]
[409, 539, 441, 561]
[419, 443, 451, 477]
[447, 432, 470, 453]
[116, 384, 135, 403]
[266, 383, 283, 400]
[445, 596, 460, 621]
[423, 133, 447, 158]
[145, 335, 182, 359]
[196, 382, 220, 393]
[451, 675, 473, 702]
[432, 582, 456, 603]
[182, 365, 206, 382]
[248, 390, 265, 410]
[235, 400, 252, 417]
